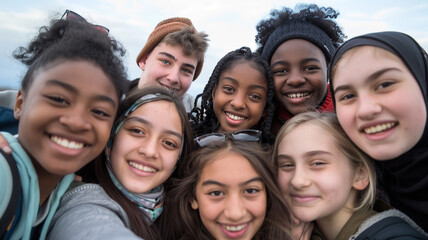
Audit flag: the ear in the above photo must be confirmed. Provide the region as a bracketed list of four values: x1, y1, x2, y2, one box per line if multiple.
[211, 84, 218, 100]
[352, 166, 370, 191]
[138, 55, 149, 71]
[190, 198, 199, 210]
[14, 90, 24, 120]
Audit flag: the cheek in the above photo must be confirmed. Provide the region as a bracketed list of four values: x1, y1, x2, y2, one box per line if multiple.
[277, 171, 291, 195]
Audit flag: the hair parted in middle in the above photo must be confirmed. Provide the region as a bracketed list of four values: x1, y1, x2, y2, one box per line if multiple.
[159, 136, 292, 239]
[190, 46, 276, 144]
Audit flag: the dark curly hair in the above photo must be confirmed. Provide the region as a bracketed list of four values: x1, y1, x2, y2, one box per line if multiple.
[255, 3, 346, 60]
[12, 16, 128, 100]
[190, 46, 276, 144]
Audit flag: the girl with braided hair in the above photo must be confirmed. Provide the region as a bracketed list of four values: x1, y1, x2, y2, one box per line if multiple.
[255, 4, 346, 134]
[190, 46, 276, 144]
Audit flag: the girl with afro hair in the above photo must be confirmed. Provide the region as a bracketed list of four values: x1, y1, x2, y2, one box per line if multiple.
[255, 4, 346, 134]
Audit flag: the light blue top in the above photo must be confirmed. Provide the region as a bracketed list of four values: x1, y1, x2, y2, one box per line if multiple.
[0, 132, 74, 240]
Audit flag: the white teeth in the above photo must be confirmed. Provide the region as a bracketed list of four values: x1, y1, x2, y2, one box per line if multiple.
[287, 92, 309, 98]
[226, 112, 245, 120]
[364, 123, 396, 134]
[128, 161, 157, 173]
[51, 136, 84, 149]
[223, 224, 246, 232]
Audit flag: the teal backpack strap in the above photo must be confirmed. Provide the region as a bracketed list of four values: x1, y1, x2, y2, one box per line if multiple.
[0, 149, 22, 239]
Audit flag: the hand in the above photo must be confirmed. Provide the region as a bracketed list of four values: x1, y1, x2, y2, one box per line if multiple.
[0, 133, 12, 154]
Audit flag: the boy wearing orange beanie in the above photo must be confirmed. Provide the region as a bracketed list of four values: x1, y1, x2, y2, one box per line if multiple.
[130, 17, 209, 107]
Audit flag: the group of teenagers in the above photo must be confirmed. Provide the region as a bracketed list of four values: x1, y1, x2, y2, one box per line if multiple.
[1, 3, 428, 240]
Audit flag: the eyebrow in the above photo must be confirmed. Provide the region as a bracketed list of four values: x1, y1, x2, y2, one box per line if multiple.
[201, 177, 263, 187]
[277, 150, 332, 160]
[159, 52, 196, 70]
[334, 67, 401, 93]
[222, 77, 267, 92]
[45, 79, 117, 108]
[271, 57, 321, 69]
[125, 116, 183, 139]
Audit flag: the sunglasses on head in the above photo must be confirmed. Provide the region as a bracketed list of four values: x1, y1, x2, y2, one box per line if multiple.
[61, 9, 110, 35]
[194, 129, 262, 148]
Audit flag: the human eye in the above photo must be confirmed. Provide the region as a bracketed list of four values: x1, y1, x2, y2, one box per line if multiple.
[244, 188, 260, 195]
[339, 93, 355, 101]
[160, 59, 170, 65]
[272, 68, 288, 75]
[249, 93, 263, 102]
[376, 81, 395, 90]
[304, 65, 320, 72]
[162, 139, 179, 150]
[208, 190, 224, 197]
[310, 159, 327, 168]
[45, 95, 68, 105]
[279, 161, 294, 170]
[182, 67, 194, 75]
[222, 85, 235, 94]
[91, 109, 111, 118]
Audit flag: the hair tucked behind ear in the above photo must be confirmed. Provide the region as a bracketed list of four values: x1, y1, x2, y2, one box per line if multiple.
[190, 46, 276, 144]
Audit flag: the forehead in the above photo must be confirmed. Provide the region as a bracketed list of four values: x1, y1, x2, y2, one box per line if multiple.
[219, 61, 267, 86]
[333, 46, 411, 83]
[272, 39, 326, 62]
[152, 42, 198, 62]
[200, 150, 259, 179]
[128, 100, 182, 130]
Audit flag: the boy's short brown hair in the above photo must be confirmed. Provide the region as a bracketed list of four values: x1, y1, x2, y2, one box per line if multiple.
[136, 17, 208, 80]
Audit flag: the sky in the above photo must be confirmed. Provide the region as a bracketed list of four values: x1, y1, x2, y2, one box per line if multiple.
[1, 0, 428, 98]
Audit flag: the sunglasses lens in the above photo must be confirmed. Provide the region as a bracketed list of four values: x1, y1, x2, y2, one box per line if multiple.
[93, 25, 110, 34]
[195, 134, 225, 147]
[232, 130, 261, 142]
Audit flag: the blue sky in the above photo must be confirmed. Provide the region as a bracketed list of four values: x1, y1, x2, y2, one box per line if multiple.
[1, 0, 428, 97]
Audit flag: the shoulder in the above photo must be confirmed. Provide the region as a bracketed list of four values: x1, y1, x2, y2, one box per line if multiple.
[48, 184, 141, 240]
[351, 209, 428, 239]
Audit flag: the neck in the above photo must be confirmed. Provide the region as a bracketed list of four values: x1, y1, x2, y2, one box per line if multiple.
[32, 159, 62, 206]
[316, 190, 357, 240]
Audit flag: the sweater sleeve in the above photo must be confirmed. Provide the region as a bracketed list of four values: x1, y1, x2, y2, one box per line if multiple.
[47, 184, 143, 240]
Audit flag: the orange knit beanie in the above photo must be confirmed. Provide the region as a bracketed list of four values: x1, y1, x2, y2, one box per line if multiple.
[136, 17, 203, 80]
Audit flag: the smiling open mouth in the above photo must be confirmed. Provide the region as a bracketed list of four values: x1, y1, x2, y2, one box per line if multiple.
[225, 112, 246, 121]
[286, 92, 309, 98]
[363, 122, 397, 134]
[50, 135, 84, 149]
[128, 161, 157, 173]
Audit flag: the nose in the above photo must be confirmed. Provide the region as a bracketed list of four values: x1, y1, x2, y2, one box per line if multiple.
[224, 193, 247, 221]
[356, 94, 382, 120]
[166, 67, 180, 86]
[59, 106, 91, 131]
[230, 92, 246, 110]
[137, 136, 160, 159]
[286, 70, 305, 87]
[290, 166, 311, 189]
